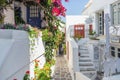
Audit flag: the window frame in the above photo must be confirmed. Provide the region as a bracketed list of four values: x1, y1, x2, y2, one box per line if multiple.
[111, 46, 115, 57]
[97, 11, 104, 35]
[117, 48, 120, 58]
[111, 1, 120, 25]
[110, 46, 120, 58]
[30, 5, 39, 18]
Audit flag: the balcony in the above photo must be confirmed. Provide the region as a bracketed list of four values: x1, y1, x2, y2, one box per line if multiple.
[111, 35, 120, 43]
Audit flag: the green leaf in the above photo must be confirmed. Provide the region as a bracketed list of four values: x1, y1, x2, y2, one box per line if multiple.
[47, 0, 51, 5]
[0, 0, 6, 6]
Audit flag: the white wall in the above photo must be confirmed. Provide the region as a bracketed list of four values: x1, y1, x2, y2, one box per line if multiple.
[67, 38, 79, 80]
[0, 30, 29, 80]
[20, 3, 27, 23]
[4, 4, 15, 24]
[103, 75, 120, 80]
[70, 38, 79, 72]
[82, 0, 117, 15]
[66, 15, 89, 41]
[4, 1, 27, 24]
[82, 0, 118, 36]
[66, 15, 88, 32]
[0, 29, 45, 80]
[29, 32, 45, 78]
[68, 25, 74, 38]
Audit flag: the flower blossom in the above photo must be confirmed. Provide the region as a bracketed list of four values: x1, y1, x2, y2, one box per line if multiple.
[52, 0, 67, 16]
[52, 7, 60, 16]
[35, 0, 40, 3]
[26, 70, 30, 74]
[65, 0, 69, 2]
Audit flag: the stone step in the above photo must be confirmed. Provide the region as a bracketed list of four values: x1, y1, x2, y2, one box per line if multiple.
[83, 73, 96, 78]
[79, 61, 93, 64]
[78, 51, 89, 54]
[79, 59, 92, 62]
[79, 53, 90, 57]
[79, 44, 88, 48]
[79, 66, 95, 69]
[79, 63, 93, 66]
[84, 73, 95, 75]
[80, 68, 95, 71]
[79, 48, 88, 50]
[80, 70, 96, 74]
[79, 55, 89, 57]
[79, 57, 91, 60]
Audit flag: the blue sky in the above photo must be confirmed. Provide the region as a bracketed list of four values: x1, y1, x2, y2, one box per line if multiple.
[61, 0, 89, 21]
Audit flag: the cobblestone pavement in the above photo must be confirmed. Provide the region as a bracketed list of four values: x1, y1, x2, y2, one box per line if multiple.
[53, 55, 72, 80]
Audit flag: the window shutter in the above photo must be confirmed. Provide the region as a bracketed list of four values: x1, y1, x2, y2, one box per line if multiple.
[89, 24, 93, 31]
[89, 24, 93, 34]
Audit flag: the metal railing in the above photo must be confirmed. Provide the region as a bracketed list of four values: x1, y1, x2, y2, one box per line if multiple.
[6, 53, 44, 80]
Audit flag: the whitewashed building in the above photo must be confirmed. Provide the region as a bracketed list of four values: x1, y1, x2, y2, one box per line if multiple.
[65, 15, 101, 80]
[66, 0, 120, 80]
[82, 0, 120, 80]
[2, 0, 46, 28]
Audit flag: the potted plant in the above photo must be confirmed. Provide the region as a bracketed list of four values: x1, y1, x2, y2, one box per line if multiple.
[73, 33, 82, 42]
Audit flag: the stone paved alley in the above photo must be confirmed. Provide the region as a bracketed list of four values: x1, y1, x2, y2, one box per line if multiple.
[53, 55, 72, 80]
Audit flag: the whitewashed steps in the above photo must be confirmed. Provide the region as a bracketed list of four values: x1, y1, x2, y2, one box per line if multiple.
[78, 44, 96, 80]
[79, 59, 92, 62]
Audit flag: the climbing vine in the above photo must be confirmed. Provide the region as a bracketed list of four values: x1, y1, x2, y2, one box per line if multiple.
[0, 0, 68, 79]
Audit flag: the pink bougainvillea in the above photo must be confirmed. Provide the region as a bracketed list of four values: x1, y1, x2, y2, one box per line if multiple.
[34, 0, 68, 17]
[60, 5, 66, 16]
[65, 0, 69, 2]
[51, 0, 67, 16]
[35, 0, 40, 3]
[26, 70, 30, 74]
[52, 0, 61, 3]
[52, 7, 60, 16]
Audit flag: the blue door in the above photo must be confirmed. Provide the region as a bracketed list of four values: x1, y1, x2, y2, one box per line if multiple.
[27, 5, 41, 28]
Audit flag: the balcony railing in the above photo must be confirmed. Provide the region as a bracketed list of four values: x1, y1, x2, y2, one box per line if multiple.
[111, 35, 120, 43]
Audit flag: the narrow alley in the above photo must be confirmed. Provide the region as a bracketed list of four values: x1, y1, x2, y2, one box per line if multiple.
[53, 55, 72, 80]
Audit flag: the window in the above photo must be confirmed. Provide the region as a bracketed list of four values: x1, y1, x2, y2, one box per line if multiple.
[98, 11, 104, 35]
[14, 7, 25, 24]
[110, 46, 120, 58]
[111, 46, 115, 57]
[30, 5, 39, 17]
[112, 1, 120, 25]
[118, 48, 120, 58]
[94, 47, 99, 60]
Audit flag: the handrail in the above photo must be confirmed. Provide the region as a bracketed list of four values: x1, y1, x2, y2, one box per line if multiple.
[6, 53, 44, 80]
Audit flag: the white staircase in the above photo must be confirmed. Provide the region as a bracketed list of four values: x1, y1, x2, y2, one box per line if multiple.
[78, 44, 96, 79]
